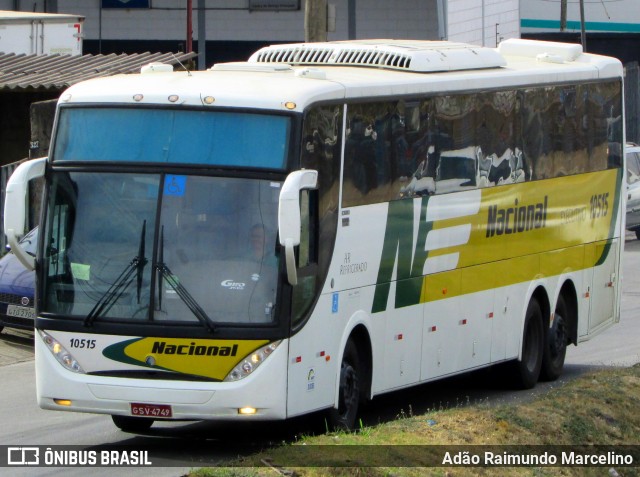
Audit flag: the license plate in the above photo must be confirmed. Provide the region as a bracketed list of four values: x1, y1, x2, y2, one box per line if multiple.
[130, 403, 172, 418]
[6, 305, 35, 320]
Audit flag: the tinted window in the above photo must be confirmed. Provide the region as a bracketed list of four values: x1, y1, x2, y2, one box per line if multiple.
[342, 81, 622, 207]
[54, 108, 291, 169]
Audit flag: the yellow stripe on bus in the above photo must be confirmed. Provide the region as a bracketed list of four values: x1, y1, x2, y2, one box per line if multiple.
[421, 240, 612, 303]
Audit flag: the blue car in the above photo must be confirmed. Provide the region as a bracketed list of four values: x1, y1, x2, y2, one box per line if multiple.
[0, 227, 36, 333]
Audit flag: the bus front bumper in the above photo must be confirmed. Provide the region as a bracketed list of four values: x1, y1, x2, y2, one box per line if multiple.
[34, 335, 289, 421]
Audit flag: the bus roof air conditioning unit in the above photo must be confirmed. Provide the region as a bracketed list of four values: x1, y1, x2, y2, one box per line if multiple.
[249, 40, 507, 73]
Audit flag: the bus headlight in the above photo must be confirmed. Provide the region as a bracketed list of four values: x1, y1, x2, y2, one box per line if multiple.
[39, 330, 85, 374]
[223, 340, 281, 382]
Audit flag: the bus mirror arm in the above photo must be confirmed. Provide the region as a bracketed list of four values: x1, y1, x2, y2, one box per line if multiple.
[278, 169, 318, 286]
[6, 229, 34, 271]
[283, 237, 298, 286]
[3, 157, 47, 272]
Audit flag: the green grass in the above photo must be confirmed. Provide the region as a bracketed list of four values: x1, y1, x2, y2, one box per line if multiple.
[191, 364, 640, 477]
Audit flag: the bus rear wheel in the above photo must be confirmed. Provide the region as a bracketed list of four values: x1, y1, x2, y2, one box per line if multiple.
[510, 298, 544, 389]
[111, 415, 154, 433]
[327, 339, 361, 431]
[540, 296, 568, 381]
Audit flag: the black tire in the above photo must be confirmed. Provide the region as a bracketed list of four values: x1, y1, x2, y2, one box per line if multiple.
[111, 415, 154, 433]
[540, 295, 568, 381]
[327, 339, 361, 431]
[510, 298, 544, 389]
[635, 229, 640, 240]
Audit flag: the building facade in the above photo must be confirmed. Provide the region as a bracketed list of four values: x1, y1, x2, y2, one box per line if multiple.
[0, 0, 520, 67]
[520, 0, 640, 66]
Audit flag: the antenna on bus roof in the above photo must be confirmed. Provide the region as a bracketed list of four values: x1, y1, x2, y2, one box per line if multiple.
[171, 53, 193, 77]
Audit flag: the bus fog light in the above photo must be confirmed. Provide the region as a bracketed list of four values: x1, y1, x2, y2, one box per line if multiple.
[39, 330, 85, 374]
[238, 407, 257, 415]
[224, 340, 282, 382]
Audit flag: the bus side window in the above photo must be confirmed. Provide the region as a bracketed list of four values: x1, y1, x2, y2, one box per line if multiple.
[291, 189, 319, 327]
[47, 204, 69, 278]
[298, 105, 340, 326]
[44, 200, 75, 314]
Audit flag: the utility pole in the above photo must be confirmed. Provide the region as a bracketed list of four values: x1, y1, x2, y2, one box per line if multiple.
[186, 0, 193, 53]
[560, 0, 567, 31]
[197, 0, 206, 70]
[305, 0, 327, 43]
[347, 0, 355, 40]
[579, 0, 587, 51]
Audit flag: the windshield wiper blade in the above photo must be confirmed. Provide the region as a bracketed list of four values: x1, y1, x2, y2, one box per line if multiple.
[83, 259, 138, 327]
[157, 263, 216, 333]
[84, 222, 148, 327]
[136, 221, 147, 303]
[156, 226, 216, 333]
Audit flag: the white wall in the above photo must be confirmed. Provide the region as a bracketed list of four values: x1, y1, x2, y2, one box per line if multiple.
[521, 0, 640, 34]
[447, 0, 519, 46]
[352, 0, 438, 40]
[53, 0, 437, 42]
[61, 0, 303, 42]
[0, 0, 47, 10]
[1, 0, 518, 46]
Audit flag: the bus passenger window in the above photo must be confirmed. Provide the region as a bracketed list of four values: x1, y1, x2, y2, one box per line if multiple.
[291, 190, 319, 327]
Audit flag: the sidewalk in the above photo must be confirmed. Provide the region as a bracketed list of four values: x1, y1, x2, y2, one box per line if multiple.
[0, 328, 34, 366]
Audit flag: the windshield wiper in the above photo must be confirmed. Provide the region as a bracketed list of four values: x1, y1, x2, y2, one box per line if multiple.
[84, 221, 148, 327]
[156, 226, 216, 333]
[136, 221, 146, 303]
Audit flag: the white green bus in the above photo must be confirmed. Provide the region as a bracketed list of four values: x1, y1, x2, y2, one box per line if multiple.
[3, 39, 624, 432]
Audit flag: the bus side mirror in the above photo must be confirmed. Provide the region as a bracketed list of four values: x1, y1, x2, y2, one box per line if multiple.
[3, 157, 47, 271]
[278, 169, 318, 286]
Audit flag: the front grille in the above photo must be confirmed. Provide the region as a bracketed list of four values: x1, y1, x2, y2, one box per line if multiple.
[0, 293, 33, 307]
[90, 370, 217, 382]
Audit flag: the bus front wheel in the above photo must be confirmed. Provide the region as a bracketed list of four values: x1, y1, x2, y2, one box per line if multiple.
[327, 339, 361, 431]
[111, 415, 154, 433]
[510, 298, 544, 389]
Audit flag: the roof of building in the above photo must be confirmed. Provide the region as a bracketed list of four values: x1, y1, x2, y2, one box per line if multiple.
[0, 51, 197, 92]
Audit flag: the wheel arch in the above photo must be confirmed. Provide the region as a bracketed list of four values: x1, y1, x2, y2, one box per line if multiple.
[521, 284, 550, 361]
[334, 318, 373, 407]
[557, 279, 579, 346]
[530, 285, 551, 331]
[346, 324, 373, 403]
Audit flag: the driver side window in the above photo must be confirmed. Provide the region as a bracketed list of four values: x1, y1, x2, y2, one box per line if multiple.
[291, 190, 319, 327]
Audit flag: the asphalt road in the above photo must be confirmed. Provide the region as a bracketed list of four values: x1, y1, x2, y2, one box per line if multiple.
[1, 233, 639, 476]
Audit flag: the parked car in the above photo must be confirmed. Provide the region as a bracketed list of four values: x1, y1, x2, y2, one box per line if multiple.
[0, 227, 36, 333]
[627, 143, 640, 239]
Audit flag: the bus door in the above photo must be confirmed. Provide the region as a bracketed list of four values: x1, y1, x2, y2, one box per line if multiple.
[587, 239, 619, 333]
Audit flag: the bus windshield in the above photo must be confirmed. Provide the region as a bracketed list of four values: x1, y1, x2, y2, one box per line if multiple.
[53, 108, 291, 169]
[42, 171, 282, 326]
